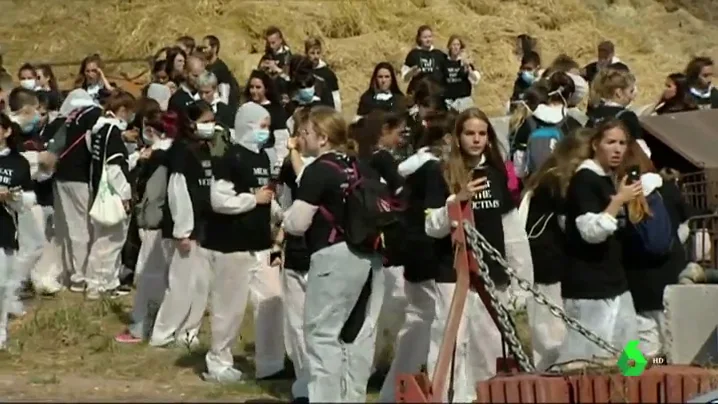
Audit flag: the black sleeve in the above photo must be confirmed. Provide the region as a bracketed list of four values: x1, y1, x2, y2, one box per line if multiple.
[371, 150, 403, 193]
[317, 80, 335, 109]
[619, 110, 643, 140]
[567, 171, 607, 215]
[278, 158, 296, 185]
[565, 116, 584, 134]
[424, 162, 448, 209]
[212, 151, 235, 183]
[325, 69, 340, 92]
[18, 156, 33, 192]
[662, 179, 692, 223]
[510, 77, 525, 102]
[212, 63, 233, 85]
[296, 162, 329, 205]
[497, 173, 516, 214]
[357, 91, 373, 116]
[166, 141, 191, 176]
[512, 119, 532, 150]
[269, 104, 287, 131]
[404, 49, 419, 67]
[105, 127, 129, 167]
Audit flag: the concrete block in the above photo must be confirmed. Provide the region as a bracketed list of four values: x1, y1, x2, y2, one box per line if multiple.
[664, 285, 718, 365]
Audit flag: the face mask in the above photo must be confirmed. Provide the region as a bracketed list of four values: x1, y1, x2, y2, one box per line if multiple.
[253, 128, 270, 144]
[125, 142, 138, 154]
[20, 112, 41, 134]
[20, 79, 36, 90]
[297, 87, 315, 103]
[196, 122, 216, 139]
[116, 119, 128, 131]
[520, 71, 536, 85]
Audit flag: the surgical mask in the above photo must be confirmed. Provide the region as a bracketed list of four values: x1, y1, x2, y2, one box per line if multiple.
[116, 119, 128, 131]
[196, 122, 216, 139]
[297, 87, 315, 103]
[125, 142, 138, 154]
[20, 112, 41, 134]
[142, 132, 155, 145]
[520, 71, 536, 85]
[253, 128, 270, 144]
[20, 79, 36, 90]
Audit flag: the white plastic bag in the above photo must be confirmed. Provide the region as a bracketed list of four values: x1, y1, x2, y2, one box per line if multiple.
[89, 130, 127, 226]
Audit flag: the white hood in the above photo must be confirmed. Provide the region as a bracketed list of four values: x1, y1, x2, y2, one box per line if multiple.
[59, 89, 98, 117]
[233, 102, 270, 153]
[398, 147, 440, 177]
[532, 104, 567, 125]
[147, 83, 172, 112]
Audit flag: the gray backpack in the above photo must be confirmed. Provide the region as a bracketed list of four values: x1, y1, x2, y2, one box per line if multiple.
[525, 118, 567, 175]
[135, 165, 168, 230]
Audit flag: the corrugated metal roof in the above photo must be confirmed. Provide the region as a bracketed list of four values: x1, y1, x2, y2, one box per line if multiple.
[640, 109, 718, 168]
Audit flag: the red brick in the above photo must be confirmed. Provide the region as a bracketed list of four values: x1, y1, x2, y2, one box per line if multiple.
[475, 374, 570, 404]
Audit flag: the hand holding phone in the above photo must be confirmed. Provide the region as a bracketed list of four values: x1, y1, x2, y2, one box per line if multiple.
[626, 165, 641, 185]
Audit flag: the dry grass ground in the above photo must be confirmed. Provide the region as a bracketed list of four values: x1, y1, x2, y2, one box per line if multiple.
[0, 289, 532, 401]
[2, 0, 718, 116]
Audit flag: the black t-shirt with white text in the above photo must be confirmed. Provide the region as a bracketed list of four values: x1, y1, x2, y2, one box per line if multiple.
[404, 48, 447, 94]
[204, 144, 273, 253]
[0, 152, 33, 249]
[160, 140, 213, 242]
[443, 59, 474, 100]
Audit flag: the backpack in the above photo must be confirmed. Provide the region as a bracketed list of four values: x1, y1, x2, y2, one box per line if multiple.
[525, 119, 566, 174]
[629, 191, 675, 256]
[318, 158, 404, 254]
[135, 165, 168, 230]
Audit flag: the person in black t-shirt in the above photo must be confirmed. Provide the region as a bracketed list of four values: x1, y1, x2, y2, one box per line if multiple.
[684, 56, 718, 110]
[201, 35, 241, 111]
[196, 71, 234, 129]
[115, 110, 177, 345]
[558, 119, 642, 363]
[35, 64, 63, 111]
[401, 25, 447, 96]
[242, 70, 290, 174]
[149, 101, 215, 349]
[168, 54, 207, 115]
[264, 26, 292, 72]
[202, 102, 283, 383]
[305, 37, 342, 112]
[587, 68, 649, 156]
[582, 40, 630, 88]
[356, 62, 406, 119]
[0, 112, 35, 349]
[425, 108, 532, 401]
[443, 35, 481, 112]
[377, 111, 450, 401]
[84, 91, 136, 300]
[653, 72, 698, 115]
[509, 51, 542, 110]
[282, 106, 384, 403]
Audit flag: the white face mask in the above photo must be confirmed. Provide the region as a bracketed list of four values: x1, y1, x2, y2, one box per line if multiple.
[20, 79, 36, 90]
[196, 122, 216, 139]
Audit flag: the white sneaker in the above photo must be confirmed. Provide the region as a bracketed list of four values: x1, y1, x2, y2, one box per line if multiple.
[85, 289, 101, 301]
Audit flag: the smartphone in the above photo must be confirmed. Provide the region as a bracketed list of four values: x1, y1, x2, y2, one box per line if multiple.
[627, 165, 641, 185]
[472, 167, 487, 180]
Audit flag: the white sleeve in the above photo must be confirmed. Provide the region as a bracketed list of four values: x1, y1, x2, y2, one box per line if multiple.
[678, 220, 690, 244]
[218, 84, 230, 105]
[20, 151, 40, 179]
[331, 91, 342, 112]
[209, 178, 257, 215]
[106, 165, 132, 201]
[468, 70, 481, 86]
[575, 212, 618, 244]
[401, 65, 412, 82]
[502, 209, 534, 307]
[6, 191, 36, 213]
[167, 173, 194, 239]
[283, 200, 318, 236]
[425, 195, 455, 239]
[127, 151, 141, 172]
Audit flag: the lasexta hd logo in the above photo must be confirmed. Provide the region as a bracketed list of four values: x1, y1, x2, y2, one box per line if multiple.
[617, 340, 648, 376]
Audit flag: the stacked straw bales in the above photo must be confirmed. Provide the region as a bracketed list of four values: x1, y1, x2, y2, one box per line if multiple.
[2, 0, 718, 116]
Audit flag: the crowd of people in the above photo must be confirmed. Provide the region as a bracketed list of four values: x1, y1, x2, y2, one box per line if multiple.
[0, 23, 713, 403]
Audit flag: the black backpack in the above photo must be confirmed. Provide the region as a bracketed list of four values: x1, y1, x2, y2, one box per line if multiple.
[318, 158, 404, 254]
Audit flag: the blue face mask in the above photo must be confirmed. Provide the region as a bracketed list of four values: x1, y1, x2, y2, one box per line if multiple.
[520, 70, 536, 85]
[253, 129, 270, 145]
[21, 112, 41, 134]
[297, 87, 315, 103]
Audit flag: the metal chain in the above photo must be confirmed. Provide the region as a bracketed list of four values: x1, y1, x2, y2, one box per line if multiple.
[462, 220, 622, 359]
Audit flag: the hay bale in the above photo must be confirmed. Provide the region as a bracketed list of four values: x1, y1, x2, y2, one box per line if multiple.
[2, 0, 718, 116]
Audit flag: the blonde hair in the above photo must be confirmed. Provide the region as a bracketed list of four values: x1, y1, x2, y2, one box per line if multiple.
[524, 128, 593, 198]
[617, 140, 656, 224]
[308, 106, 351, 154]
[590, 68, 635, 105]
[443, 108, 506, 194]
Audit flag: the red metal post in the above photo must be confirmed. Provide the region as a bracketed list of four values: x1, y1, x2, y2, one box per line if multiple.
[395, 199, 518, 403]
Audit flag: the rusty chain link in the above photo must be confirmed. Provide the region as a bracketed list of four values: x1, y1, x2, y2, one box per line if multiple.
[461, 220, 622, 366]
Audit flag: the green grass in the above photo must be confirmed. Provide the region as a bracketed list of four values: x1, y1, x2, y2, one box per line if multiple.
[0, 291, 532, 401]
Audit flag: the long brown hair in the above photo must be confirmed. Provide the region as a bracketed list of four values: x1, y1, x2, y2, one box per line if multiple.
[443, 108, 505, 194]
[523, 128, 593, 198]
[618, 140, 655, 224]
[74, 54, 104, 89]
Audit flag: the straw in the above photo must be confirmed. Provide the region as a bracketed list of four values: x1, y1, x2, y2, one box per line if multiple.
[2, 0, 718, 116]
